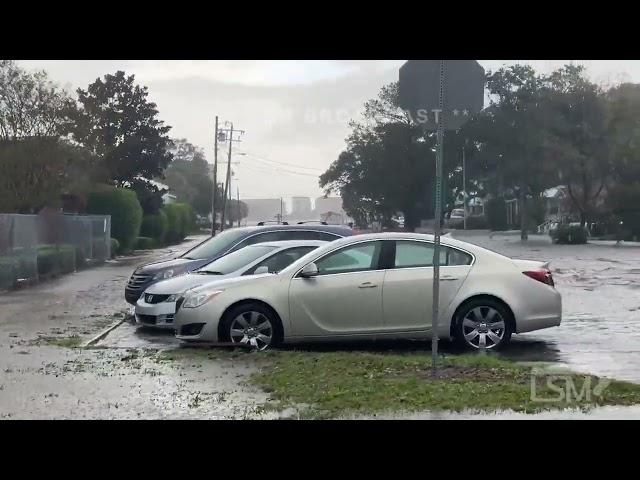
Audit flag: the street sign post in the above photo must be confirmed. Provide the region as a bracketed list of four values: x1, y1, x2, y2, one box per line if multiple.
[398, 60, 485, 374]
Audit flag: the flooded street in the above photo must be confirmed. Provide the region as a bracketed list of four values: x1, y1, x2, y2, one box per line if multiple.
[2, 231, 640, 419]
[453, 232, 640, 384]
[0, 235, 273, 419]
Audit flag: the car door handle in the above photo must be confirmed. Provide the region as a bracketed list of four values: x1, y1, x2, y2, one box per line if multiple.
[358, 282, 378, 288]
[440, 276, 460, 281]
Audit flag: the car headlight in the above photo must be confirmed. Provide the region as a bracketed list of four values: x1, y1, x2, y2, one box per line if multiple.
[165, 294, 180, 303]
[153, 269, 177, 281]
[182, 290, 224, 309]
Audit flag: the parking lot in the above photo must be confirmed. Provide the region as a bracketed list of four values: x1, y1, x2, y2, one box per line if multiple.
[1, 231, 640, 418]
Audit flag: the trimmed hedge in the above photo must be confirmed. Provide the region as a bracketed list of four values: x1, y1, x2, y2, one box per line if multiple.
[162, 203, 196, 244]
[87, 187, 143, 251]
[550, 225, 588, 244]
[135, 236, 156, 250]
[36, 244, 76, 276]
[140, 211, 168, 245]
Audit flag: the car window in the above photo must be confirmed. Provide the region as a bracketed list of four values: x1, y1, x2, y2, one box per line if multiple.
[181, 229, 248, 260]
[198, 245, 278, 275]
[284, 231, 341, 241]
[230, 232, 284, 251]
[245, 246, 318, 274]
[393, 241, 472, 268]
[315, 241, 381, 275]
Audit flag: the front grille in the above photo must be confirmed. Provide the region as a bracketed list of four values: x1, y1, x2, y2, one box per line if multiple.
[144, 293, 170, 304]
[127, 273, 152, 289]
[137, 314, 157, 325]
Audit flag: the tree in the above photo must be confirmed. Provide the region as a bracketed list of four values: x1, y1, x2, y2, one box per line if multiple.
[71, 71, 173, 185]
[545, 65, 612, 227]
[0, 137, 93, 213]
[320, 82, 436, 231]
[471, 65, 558, 239]
[606, 83, 640, 238]
[224, 199, 248, 227]
[0, 60, 75, 140]
[163, 139, 220, 217]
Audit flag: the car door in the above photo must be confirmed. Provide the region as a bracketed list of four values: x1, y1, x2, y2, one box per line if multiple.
[288, 240, 384, 336]
[381, 240, 473, 332]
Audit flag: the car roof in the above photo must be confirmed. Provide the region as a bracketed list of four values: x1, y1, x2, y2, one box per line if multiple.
[231, 224, 353, 235]
[246, 240, 328, 248]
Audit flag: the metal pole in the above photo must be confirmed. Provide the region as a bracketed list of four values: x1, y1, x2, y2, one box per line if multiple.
[237, 186, 240, 228]
[280, 197, 283, 223]
[221, 123, 233, 231]
[211, 116, 218, 236]
[463, 143, 467, 231]
[431, 60, 445, 376]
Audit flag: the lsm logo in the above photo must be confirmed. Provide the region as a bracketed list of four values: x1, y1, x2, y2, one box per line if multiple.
[530, 368, 612, 403]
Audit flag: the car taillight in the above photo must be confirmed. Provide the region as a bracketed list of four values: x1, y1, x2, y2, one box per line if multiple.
[523, 269, 554, 287]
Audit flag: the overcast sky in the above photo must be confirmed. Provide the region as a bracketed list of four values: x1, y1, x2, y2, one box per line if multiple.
[17, 60, 640, 201]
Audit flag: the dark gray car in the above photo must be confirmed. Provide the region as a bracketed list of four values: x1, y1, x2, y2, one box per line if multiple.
[125, 223, 354, 304]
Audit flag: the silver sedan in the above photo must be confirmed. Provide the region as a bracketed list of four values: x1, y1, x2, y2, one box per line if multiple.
[174, 232, 562, 350]
[135, 240, 326, 329]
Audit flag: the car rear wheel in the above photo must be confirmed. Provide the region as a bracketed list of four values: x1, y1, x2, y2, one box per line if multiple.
[220, 303, 282, 351]
[453, 298, 513, 350]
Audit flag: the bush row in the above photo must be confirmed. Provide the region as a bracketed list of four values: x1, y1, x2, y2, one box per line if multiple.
[549, 224, 588, 244]
[86, 186, 198, 254]
[0, 244, 80, 289]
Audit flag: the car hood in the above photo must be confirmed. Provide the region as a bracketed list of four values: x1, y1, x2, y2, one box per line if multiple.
[134, 257, 210, 275]
[145, 272, 236, 295]
[187, 273, 276, 295]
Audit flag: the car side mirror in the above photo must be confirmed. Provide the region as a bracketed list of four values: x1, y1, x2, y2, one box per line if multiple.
[254, 266, 270, 275]
[299, 262, 319, 278]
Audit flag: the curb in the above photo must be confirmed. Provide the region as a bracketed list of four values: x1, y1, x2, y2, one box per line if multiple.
[83, 318, 126, 348]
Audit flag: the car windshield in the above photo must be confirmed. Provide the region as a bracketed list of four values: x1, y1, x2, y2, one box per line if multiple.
[181, 229, 249, 260]
[197, 245, 278, 274]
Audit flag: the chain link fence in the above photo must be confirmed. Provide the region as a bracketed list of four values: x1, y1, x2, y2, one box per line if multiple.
[0, 212, 111, 290]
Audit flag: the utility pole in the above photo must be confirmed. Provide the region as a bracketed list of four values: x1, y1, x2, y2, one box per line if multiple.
[463, 142, 467, 231]
[237, 186, 240, 228]
[220, 123, 233, 231]
[280, 197, 283, 224]
[211, 116, 218, 236]
[218, 123, 244, 231]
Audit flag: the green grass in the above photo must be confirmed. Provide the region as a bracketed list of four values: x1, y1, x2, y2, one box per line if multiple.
[33, 335, 84, 348]
[250, 350, 640, 419]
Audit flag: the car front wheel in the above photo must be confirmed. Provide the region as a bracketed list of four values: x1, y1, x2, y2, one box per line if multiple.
[453, 298, 513, 350]
[220, 303, 281, 351]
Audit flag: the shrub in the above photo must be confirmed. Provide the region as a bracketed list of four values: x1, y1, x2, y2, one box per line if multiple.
[87, 187, 143, 251]
[550, 225, 588, 244]
[162, 204, 181, 244]
[135, 236, 156, 250]
[140, 211, 168, 244]
[163, 203, 196, 244]
[110, 238, 120, 258]
[485, 198, 508, 231]
[36, 244, 76, 276]
[0, 257, 18, 289]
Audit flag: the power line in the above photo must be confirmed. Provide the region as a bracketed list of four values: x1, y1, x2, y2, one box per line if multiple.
[240, 161, 320, 178]
[238, 150, 325, 172]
